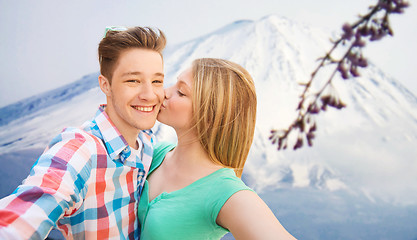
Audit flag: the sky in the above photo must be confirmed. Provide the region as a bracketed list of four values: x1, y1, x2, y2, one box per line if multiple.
[0, 0, 416, 108]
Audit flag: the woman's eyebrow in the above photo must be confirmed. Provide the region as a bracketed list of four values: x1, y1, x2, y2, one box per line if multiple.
[177, 80, 191, 90]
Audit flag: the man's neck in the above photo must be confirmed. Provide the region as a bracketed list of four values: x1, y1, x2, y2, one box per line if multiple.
[104, 107, 140, 149]
[119, 128, 140, 149]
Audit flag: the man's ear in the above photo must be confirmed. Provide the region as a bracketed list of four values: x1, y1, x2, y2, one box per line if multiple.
[99, 75, 111, 97]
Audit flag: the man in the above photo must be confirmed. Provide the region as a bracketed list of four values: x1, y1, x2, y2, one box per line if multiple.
[0, 26, 166, 239]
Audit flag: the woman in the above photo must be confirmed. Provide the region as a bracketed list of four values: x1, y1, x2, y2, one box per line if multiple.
[138, 58, 296, 239]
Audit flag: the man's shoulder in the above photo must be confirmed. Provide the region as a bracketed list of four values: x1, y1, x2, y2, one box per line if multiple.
[45, 124, 104, 154]
[57, 126, 100, 143]
[36, 125, 107, 171]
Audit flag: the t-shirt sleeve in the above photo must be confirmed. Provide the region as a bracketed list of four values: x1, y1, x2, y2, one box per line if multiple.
[209, 171, 254, 228]
[0, 128, 95, 240]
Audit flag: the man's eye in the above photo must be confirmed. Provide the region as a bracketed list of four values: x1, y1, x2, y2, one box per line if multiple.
[127, 80, 138, 83]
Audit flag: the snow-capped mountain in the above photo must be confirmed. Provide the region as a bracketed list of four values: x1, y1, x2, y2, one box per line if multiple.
[163, 15, 417, 206]
[1, 15, 417, 204]
[1, 14, 417, 239]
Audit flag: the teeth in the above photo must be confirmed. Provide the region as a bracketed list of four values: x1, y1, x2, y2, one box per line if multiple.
[133, 106, 153, 112]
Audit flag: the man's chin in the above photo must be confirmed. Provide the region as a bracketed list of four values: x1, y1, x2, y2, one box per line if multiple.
[136, 121, 157, 131]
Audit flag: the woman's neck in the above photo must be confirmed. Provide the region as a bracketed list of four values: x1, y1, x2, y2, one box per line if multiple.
[168, 130, 220, 172]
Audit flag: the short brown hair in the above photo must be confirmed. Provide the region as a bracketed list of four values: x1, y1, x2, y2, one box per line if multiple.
[98, 27, 166, 82]
[191, 58, 257, 177]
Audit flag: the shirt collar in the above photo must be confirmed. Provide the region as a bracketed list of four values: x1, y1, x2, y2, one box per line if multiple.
[94, 105, 129, 161]
[93, 105, 154, 167]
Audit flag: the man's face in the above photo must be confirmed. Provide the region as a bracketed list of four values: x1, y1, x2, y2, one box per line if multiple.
[102, 48, 164, 134]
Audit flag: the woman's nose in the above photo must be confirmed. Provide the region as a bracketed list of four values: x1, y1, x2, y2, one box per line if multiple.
[164, 87, 172, 99]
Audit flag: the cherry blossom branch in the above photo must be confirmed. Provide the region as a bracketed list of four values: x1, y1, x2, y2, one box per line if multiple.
[270, 0, 409, 150]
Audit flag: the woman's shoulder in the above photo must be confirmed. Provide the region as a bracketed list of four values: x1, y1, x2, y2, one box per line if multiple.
[154, 141, 176, 155]
[203, 168, 255, 225]
[150, 141, 176, 172]
[206, 168, 253, 198]
[216, 168, 248, 183]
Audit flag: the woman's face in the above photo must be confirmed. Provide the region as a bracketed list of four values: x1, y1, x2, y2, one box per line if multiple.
[157, 67, 194, 132]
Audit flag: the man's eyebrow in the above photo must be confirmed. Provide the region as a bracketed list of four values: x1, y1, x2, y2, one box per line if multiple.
[155, 72, 165, 78]
[122, 71, 142, 77]
[121, 71, 164, 77]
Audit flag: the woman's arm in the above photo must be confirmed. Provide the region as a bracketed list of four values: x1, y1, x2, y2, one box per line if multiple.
[217, 190, 297, 240]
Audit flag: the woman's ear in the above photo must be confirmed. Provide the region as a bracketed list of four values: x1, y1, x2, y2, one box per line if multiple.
[98, 75, 111, 97]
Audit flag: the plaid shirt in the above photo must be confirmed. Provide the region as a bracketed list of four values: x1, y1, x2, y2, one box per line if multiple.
[0, 105, 154, 239]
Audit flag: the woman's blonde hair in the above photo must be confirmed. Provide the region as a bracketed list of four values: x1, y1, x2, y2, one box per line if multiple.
[191, 58, 257, 177]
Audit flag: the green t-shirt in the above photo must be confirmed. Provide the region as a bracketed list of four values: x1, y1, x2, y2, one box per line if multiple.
[138, 142, 253, 240]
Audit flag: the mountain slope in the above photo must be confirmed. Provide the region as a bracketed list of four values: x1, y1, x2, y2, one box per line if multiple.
[0, 73, 100, 127]
[163, 15, 417, 205]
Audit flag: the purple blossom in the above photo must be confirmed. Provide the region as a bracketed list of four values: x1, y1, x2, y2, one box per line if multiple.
[270, 0, 409, 151]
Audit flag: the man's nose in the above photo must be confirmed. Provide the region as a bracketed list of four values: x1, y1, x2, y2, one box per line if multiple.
[138, 82, 156, 100]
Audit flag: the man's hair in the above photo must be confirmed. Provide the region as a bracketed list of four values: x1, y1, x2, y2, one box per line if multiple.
[98, 27, 166, 83]
[191, 58, 257, 178]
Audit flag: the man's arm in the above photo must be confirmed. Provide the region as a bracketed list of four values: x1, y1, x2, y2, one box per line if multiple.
[0, 130, 94, 239]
